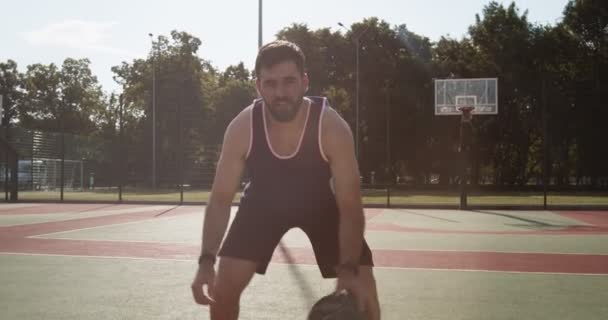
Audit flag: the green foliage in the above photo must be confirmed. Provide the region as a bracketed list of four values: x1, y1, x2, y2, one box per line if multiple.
[0, 60, 23, 126]
[3, 1, 607, 188]
[20, 58, 104, 134]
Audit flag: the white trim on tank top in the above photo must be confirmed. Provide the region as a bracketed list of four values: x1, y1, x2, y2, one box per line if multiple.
[318, 97, 329, 163]
[245, 103, 254, 159]
[262, 97, 312, 160]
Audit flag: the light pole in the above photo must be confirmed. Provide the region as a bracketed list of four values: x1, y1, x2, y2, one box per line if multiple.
[338, 22, 367, 160]
[258, 0, 263, 48]
[148, 33, 157, 190]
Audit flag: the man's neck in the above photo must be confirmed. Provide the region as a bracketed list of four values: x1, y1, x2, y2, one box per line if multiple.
[265, 98, 309, 132]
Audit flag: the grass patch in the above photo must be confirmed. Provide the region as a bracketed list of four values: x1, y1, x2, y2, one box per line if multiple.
[14, 189, 608, 206]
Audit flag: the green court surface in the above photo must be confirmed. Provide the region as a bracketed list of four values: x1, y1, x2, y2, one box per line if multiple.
[1, 255, 607, 320]
[1, 204, 607, 319]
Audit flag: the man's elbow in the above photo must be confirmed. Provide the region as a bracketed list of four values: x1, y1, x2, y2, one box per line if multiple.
[338, 203, 365, 224]
[209, 190, 235, 209]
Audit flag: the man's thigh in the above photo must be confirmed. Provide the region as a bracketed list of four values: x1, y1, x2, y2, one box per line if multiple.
[219, 206, 288, 274]
[300, 211, 374, 278]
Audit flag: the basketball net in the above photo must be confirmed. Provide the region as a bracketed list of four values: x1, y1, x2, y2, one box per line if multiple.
[458, 106, 474, 123]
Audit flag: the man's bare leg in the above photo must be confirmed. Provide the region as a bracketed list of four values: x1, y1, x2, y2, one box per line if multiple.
[211, 257, 257, 320]
[359, 266, 381, 320]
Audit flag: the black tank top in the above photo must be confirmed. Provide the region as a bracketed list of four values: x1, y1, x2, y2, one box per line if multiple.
[240, 96, 337, 213]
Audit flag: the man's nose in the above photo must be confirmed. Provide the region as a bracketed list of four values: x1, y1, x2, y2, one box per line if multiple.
[275, 82, 289, 98]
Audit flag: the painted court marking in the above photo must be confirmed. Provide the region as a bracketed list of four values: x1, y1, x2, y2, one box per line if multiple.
[1, 204, 607, 275]
[2, 252, 607, 277]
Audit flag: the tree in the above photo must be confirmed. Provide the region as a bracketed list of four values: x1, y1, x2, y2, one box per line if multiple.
[112, 31, 217, 187]
[0, 60, 23, 127]
[209, 78, 255, 144]
[562, 0, 608, 186]
[219, 62, 250, 86]
[20, 59, 104, 134]
[468, 1, 538, 185]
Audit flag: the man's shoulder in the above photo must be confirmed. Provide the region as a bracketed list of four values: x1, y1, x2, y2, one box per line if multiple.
[223, 102, 255, 153]
[304, 96, 329, 107]
[320, 104, 347, 131]
[320, 103, 352, 153]
[229, 102, 255, 131]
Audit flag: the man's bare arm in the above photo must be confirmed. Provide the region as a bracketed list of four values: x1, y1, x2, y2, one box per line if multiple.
[200, 109, 250, 257]
[322, 107, 365, 268]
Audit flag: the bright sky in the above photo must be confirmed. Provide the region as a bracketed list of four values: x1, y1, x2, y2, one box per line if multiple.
[1, 0, 569, 94]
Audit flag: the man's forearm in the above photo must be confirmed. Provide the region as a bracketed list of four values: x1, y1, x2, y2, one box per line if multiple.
[338, 206, 365, 266]
[201, 199, 232, 256]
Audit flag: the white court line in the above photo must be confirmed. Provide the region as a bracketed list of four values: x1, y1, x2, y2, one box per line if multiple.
[0, 252, 606, 277]
[24, 234, 608, 257]
[274, 243, 608, 256]
[26, 236, 194, 245]
[0, 205, 178, 227]
[30, 214, 228, 242]
[28, 212, 192, 238]
[29, 207, 236, 238]
[27, 206, 236, 242]
[26, 234, 608, 257]
[366, 247, 608, 256]
[0, 203, 44, 210]
[0, 252, 196, 263]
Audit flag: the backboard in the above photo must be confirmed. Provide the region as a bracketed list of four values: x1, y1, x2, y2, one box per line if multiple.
[434, 78, 498, 116]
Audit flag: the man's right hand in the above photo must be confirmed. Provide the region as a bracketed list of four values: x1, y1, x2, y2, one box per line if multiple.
[191, 264, 216, 305]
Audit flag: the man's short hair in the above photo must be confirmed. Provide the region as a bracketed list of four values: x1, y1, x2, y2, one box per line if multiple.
[254, 40, 306, 77]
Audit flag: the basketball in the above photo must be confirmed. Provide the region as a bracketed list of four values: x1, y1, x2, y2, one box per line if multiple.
[308, 292, 365, 320]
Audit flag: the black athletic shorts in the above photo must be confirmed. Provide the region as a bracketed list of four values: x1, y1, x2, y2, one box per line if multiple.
[218, 204, 374, 278]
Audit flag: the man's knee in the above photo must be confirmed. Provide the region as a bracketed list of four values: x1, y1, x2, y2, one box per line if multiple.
[213, 280, 243, 306]
[214, 257, 257, 304]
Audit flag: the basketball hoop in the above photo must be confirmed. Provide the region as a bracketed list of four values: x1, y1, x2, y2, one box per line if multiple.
[458, 106, 474, 122]
[434, 78, 499, 210]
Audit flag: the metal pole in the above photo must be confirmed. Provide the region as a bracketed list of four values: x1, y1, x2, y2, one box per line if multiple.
[355, 38, 360, 161]
[179, 79, 184, 204]
[4, 129, 7, 202]
[4, 128, 8, 202]
[386, 86, 391, 208]
[542, 76, 548, 209]
[1, 94, 7, 201]
[338, 22, 368, 161]
[459, 113, 472, 210]
[119, 94, 124, 202]
[258, 0, 263, 48]
[459, 123, 466, 210]
[149, 34, 157, 190]
[80, 159, 83, 191]
[60, 131, 65, 201]
[152, 47, 157, 190]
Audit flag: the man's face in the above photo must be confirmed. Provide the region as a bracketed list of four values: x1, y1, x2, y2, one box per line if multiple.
[256, 61, 309, 122]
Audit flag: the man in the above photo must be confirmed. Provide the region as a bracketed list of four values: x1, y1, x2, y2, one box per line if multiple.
[191, 40, 381, 320]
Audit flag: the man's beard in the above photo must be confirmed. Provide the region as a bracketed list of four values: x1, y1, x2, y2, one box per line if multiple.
[266, 96, 304, 122]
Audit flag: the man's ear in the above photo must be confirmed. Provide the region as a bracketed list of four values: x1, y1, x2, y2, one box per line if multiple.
[255, 78, 262, 96]
[303, 72, 310, 93]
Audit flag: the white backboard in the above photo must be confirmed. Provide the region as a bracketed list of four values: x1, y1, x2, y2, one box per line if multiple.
[434, 78, 498, 116]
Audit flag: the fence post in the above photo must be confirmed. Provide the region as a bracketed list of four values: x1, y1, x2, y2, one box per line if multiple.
[386, 184, 391, 208]
[542, 76, 548, 210]
[60, 132, 65, 201]
[118, 94, 124, 202]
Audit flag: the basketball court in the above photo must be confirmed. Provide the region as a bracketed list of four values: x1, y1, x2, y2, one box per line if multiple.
[1, 203, 607, 319]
